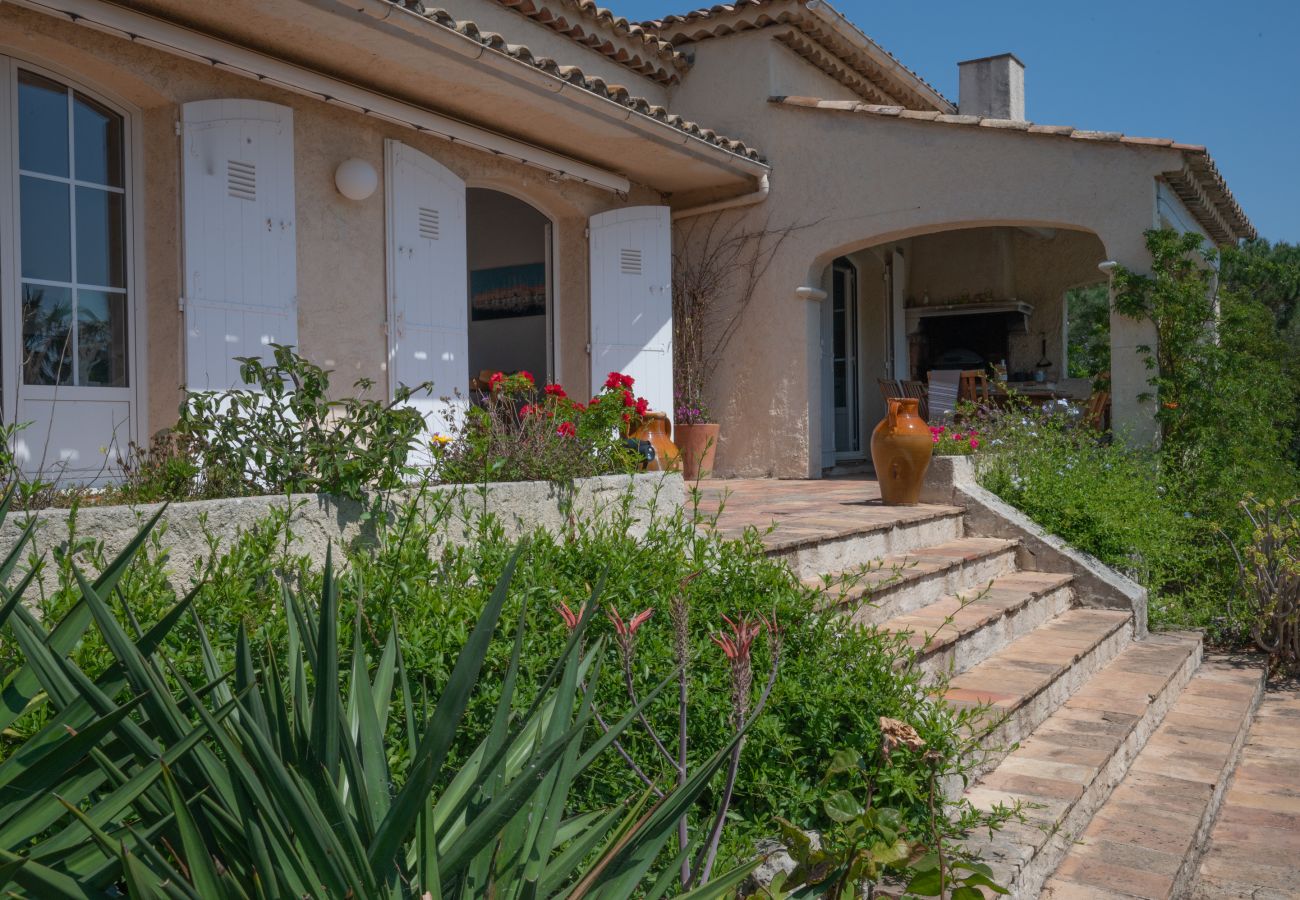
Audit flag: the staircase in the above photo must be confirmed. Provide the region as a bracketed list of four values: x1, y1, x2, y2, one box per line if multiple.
[698, 477, 1271, 900]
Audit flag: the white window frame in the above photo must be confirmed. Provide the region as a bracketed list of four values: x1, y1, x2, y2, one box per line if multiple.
[0, 53, 147, 452]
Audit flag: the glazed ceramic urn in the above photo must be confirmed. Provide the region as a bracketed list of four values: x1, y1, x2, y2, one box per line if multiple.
[870, 397, 933, 505]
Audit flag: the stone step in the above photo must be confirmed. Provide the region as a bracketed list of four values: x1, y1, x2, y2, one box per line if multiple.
[946, 608, 1135, 780]
[1190, 680, 1300, 899]
[810, 537, 1020, 625]
[959, 632, 1202, 900]
[766, 503, 966, 580]
[1041, 655, 1265, 899]
[880, 571, 1075, 680]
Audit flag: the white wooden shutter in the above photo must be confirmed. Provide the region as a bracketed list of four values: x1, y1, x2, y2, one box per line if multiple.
[588, 206, 673, 417]
[181, 99, 297, 391]
[385, 140, 467, 440]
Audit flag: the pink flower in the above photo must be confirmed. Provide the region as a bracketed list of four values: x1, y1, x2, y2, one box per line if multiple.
[969, 438, 979, 449]
[710, 613, 767, 661]
[556, 601, 580, 631]
[608, 606, 654, 637]
[932, 435, 940, 444]
[556, 421, 576, 438]
[953, 433, 964, 441]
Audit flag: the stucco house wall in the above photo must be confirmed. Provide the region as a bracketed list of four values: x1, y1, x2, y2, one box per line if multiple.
[667, 32, 1185, 476]
[1, 3, 660, 441]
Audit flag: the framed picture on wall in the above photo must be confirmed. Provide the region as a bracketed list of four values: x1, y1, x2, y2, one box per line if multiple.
[470, 262, 547, 321]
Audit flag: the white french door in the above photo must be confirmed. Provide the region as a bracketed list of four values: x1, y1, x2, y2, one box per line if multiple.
[0, 58, 140, 483]
[831, 259, 860, 459]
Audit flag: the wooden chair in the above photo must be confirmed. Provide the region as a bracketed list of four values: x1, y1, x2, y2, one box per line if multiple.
[1084, 390, 1111, 431]
[959, 370, 991, 405]
[900, 379, 929, 422]
[876, 378, 903, 405]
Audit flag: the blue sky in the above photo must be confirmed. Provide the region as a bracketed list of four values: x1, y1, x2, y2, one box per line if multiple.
[621, 0, 1300, 244]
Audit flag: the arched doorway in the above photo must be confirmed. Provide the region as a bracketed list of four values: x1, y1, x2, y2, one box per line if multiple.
[465, 189, 552, 384]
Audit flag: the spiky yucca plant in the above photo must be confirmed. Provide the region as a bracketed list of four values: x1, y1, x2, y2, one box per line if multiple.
[0, 491, 755, 898]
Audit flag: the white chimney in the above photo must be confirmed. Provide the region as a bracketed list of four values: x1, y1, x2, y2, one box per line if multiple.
[958, 53, 1025, 121]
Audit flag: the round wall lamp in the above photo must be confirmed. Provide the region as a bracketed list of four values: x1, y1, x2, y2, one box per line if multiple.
[335, 159, 378, 201]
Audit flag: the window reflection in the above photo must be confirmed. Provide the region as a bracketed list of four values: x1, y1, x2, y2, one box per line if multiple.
[77, 291, 129, 387]
[22, 285, 73, 386]
[17, 71, 69, 178]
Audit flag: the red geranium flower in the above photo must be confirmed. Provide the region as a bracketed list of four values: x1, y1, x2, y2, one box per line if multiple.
[622, 389, 636, 408]
[557, 421, 576, 438]
[488, 371, 504, 387]
[635, 396, 649, 417]
[604, 372, 624, 390]
[544, 383, 567, 398]
[622, 413, 631, 423]
[519, 370, 535, 384]
[620, 374, 634, 388]
[520, 404, 535, 417]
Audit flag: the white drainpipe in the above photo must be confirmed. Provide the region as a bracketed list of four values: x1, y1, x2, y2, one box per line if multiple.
[671, 173, 771, 220]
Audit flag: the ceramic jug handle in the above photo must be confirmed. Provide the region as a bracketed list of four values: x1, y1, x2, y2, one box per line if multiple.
[887, 399, 898, 431]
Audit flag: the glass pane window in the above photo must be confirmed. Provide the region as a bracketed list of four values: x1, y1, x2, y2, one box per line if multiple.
[73, 93, 123, 187]
[15, 69, 128, 388]
[18, 71, 69, 178]
[22, 285, 73, 387]
[19, 176, 71, 281]
[77, 291, 129, 387]
[76, 188, 126, 288]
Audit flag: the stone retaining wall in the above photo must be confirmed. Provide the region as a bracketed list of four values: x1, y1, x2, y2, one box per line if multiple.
[0, 473, 684, 586]
[921, 455, 1149, 637]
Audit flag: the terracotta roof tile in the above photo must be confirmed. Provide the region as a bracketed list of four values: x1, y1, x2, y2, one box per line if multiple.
[488, 0, 689, 83]
[640, 0, 953, 112]
[767, 95, 1254, 243]
[389, 1, 763, 161]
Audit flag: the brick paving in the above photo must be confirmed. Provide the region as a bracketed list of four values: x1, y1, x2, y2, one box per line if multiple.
[1190, 679, 1300, 899]
[689, 476, 960, 549]
[1041, 656, 1264, 899]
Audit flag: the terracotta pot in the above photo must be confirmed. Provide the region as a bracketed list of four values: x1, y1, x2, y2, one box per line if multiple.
[674, 423, 720, 480]
[870, 397, 933, 505]
[630, 412, 680, 472]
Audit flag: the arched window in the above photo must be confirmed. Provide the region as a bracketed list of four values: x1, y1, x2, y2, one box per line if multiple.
[14, 67, 129, 388]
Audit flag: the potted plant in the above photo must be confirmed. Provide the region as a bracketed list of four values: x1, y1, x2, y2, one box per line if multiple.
[674, 389, 719, 480]
[672, 213, 803, 481]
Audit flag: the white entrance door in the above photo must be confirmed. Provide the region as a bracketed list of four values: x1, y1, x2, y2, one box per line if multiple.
[181, 99, 297, 391]
[1, 61, 139, 483]
[588, 206, 672, 417]
[385, 140, 468, 443]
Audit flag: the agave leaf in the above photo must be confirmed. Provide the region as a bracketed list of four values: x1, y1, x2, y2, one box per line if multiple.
[308, 546, 340, 778]
[535, 807, 626, 899]
[368, 546, 523, 875]
[0, 846, 98, 898]
[162, 766, 230, 900]
[669, 859, 762, 899]
[0, 503, 165, 732]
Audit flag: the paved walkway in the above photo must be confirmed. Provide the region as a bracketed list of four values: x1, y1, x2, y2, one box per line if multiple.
[689, 476, 958, 549]
[1192, 679, 1300, 899]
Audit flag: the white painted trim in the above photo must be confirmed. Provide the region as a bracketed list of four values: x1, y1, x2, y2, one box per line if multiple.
[8, 0, 633, 194]
[795, 286, 827, 302]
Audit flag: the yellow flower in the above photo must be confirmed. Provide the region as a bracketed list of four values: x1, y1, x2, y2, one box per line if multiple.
[430, 433, 453, 447]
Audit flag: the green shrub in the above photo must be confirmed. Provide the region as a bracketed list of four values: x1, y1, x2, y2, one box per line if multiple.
[6, 484, 1003, 879]
[0, 494, 758, 898]
[106, 344, 431, 504]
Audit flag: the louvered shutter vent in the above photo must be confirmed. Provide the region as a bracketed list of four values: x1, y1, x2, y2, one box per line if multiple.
[226, 160, 256, 201]
[620, 248, 642, 275]
[418, 206, 440, 240]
